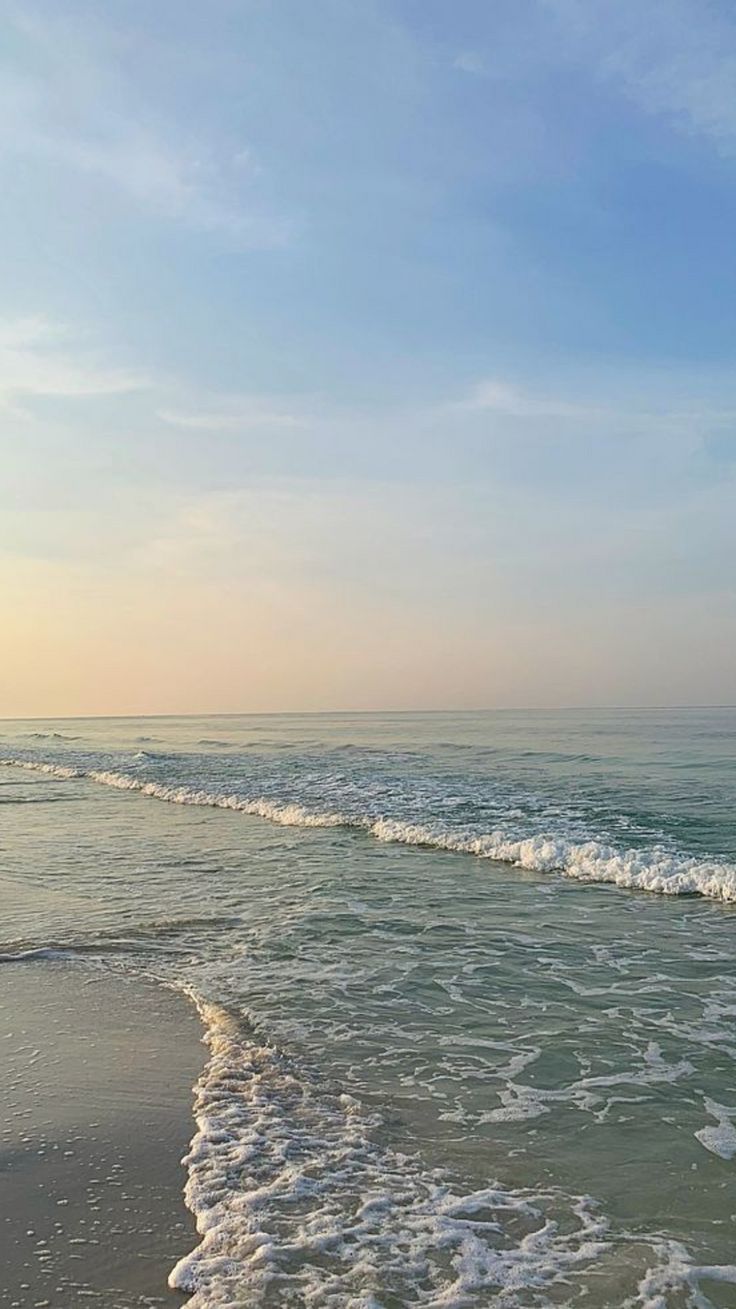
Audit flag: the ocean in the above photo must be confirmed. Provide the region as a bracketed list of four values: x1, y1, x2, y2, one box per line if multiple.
[1, 708, 735, 1307]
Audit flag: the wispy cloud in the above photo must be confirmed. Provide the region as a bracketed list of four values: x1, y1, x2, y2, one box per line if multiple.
[547, 0, 736, 151]
[453, 51, 487, 76]
[460, 378, 599, 420]
[0, 8, 291, 245]
[14, 117, 290, 245]
[456, 375, 736, 456]
[158, 395, 308, 433]
[0, 316, 147, 415]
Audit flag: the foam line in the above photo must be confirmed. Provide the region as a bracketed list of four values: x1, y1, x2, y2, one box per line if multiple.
[167, 993, 611, 1306]
[4, 758, 736, 902]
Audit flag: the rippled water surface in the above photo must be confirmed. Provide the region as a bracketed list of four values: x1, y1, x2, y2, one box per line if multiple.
[1, 709, 735, 1306]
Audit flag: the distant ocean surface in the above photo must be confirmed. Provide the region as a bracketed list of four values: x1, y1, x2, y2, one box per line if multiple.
[2, 709, 735, 1306]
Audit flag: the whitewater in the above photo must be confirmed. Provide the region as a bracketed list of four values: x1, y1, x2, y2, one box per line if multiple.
[4, 726, 736, 901]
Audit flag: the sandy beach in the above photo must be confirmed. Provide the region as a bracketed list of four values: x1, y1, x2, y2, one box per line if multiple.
[0, 960, 203, 1309]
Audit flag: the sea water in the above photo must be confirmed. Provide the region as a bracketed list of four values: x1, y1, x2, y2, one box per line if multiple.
[1, 709, 735, 1306]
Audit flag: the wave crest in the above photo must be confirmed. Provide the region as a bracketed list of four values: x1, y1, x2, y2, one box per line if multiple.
[3, 758, 736, 903]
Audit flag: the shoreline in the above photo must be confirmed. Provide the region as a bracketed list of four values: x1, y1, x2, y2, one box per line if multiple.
[0, 959, 204, 1308]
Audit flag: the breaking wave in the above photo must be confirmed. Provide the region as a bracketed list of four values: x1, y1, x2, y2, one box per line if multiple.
[4, 758, 736, 903]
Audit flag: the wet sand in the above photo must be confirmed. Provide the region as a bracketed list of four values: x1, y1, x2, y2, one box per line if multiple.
[0, 961, 204, 1308]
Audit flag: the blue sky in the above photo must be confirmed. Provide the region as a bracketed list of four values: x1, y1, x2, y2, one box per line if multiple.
[2, 0, 735, 714]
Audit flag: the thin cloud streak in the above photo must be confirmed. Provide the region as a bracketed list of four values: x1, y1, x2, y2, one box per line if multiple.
[157, 399, 308, 432]
[0, 8, 292, 245]
[0, 316, 147, 414]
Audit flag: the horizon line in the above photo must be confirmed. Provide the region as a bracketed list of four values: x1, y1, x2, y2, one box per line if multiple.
[0, 703, 734, 723]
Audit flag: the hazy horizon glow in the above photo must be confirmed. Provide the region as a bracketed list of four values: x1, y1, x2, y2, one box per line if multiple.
[2, 0, 735, 716]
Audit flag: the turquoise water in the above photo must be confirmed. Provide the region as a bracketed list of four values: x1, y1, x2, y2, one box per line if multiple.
[1, 710, 735, 1306]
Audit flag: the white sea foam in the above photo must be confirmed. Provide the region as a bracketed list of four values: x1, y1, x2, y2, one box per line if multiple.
[4, 760, 83, 780]
[482, 1041, 695, 1124]
[694, 1099, 736, 1160]
[370, 819, 736, 901]
[165, 996, 736, 1307]
[168, 994, 611, 1307]
[632, 1241, 736, 1309]
[86, 770, 346, 828]
[4, 758, 736, 903]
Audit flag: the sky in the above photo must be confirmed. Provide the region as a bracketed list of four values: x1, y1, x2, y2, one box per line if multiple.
[1, 0, 736, 716]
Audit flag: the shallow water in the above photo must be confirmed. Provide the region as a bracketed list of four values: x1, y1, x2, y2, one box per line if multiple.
[1, 710, 735, 1306]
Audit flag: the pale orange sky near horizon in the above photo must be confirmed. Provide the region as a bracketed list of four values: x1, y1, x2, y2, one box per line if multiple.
[3, 541, 734, 718]
[3, 404, 735, 718]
